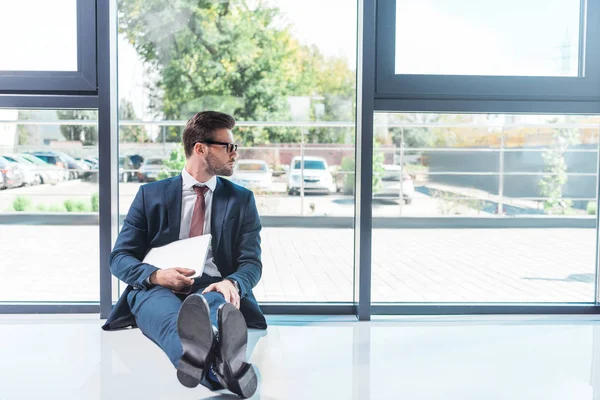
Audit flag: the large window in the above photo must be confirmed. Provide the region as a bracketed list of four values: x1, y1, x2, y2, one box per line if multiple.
[395, 0, 582, 77]
[375, 0, 600, 114]
[0, 109, 99, 302]
[0, 0, 78, 71]
[116, 0, 357, 302]
[371, 113, 598, 303]
[0, 0, 97, 92]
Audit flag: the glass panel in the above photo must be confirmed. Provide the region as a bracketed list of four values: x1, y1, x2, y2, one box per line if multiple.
[0, 109, 98, 302]
[0, 0, 78, 71]
[372, 113, 598, 303]
[117, 0, 357, 302]
[395, 0, 581, 77]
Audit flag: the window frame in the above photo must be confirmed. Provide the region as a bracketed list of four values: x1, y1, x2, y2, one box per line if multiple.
[0, 0, 97, 94]
[375, 0, 600, 113]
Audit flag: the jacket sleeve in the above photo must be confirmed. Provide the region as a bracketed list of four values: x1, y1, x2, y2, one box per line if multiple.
[227, 192, 262, 298]
[109, 186, 159, 289]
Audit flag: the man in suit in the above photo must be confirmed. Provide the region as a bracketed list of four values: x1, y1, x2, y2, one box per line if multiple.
[102, 111, 266, 398]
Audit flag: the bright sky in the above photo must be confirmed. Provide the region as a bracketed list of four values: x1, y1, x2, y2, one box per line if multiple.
[396, 0, 580, 76]
[0, 0, 78, 71]
[271, 0, 358, 68]
[0, 0, 583, 117]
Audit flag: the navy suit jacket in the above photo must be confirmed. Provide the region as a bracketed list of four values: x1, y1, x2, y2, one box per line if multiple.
[102, 175, 267, 331]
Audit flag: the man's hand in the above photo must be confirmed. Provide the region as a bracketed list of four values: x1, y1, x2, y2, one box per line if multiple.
[203, 280, 240, 309]
[149, 268, 195, 292]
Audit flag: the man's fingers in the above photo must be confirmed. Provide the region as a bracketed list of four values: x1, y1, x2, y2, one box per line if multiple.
[202, 283, 216, 294]
[229, 290, 240, 308]
[219, 287, 231, 303]
[174, 267, 195, 276]
[219, 287, 234, 304]
[202, 283, 240, 308]
[176, 274, 193, 286]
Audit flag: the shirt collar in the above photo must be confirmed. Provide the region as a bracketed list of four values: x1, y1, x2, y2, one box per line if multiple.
[181, 167, 217, 192]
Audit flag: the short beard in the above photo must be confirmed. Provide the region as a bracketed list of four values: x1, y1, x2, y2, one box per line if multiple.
[206, 151, 234, 176]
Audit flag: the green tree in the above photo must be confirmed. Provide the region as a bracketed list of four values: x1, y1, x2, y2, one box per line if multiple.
[118, 0, 354, 145]
[306, 51, 355, 144]
[56, 110, 98, 145]
[340, 138, 385, 194]
[538, 125, 581, 214]
[388, 113, 440, 149]
[158, 145, 186, 180]
[119, 99, 149, 143]
[17, 126, 32, 145]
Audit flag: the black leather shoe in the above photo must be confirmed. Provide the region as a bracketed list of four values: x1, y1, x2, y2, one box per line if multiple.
[176, 294, 216, 388]
[214, 303, 258, 398]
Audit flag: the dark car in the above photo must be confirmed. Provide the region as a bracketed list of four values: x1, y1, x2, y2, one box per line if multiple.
[54, 151, 89, 179]
[119, 156, 137, 182]
[29, 152, 71, 180]
[126, 154, 144, 170]
[137, 156, 167, 182]
[0, 156, 24, 189]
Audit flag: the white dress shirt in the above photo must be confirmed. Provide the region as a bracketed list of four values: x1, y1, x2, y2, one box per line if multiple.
[180, 167, 221, 277]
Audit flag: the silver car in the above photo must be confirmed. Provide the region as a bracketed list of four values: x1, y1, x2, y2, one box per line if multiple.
[287, 156, 336, 195]
[2, 154, 41, 186]
[231, 160, 273, 191]
[137, 156, 167, 182]
[0, 157, 24, 189]
[19, 153, 61, 185]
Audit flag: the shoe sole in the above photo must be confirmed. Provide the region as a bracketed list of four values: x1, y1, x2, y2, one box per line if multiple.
[218, 303, 258, 398]
[176, 294, 214, 388]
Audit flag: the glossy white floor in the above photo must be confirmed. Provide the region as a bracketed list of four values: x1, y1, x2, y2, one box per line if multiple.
[1, 314, 599, 399]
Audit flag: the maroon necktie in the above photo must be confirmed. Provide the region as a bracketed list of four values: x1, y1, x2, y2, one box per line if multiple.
[189, 185, 209, 237]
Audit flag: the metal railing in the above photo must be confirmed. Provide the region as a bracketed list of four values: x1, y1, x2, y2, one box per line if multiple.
[0, 119, 599, 218]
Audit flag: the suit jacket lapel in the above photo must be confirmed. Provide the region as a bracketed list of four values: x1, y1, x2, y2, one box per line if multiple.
[166, 175, 182, 242]
[211, 177, 230, 253]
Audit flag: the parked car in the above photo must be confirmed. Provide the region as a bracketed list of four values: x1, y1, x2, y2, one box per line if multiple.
[377, 164, 415, 204]
[55, 151, 90, 179]
[19, 153, 62, 185]
[1, 154, 41, 186]
[76, 157, 98, 169]
[126, 154, 144, 170]
[230, 160, 273, 190]
[29, 152, 70, 181]
[0, 168, 4, 189]
[287, 156, 335, 195]
[0, 157, 24, 189]
[137, 156, 167, 182]
[119, 156, 137, 182]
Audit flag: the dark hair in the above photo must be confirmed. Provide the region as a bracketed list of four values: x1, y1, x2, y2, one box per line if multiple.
[182, 111, 236, 157]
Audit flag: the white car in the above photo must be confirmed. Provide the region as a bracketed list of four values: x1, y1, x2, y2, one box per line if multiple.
[19, 153, 61, 185]
[287, 156, 335, 195]
[378, 164, 415, 204]
[231, 160, 273, 191]
[1, 154, 41, 186]
[138, 156, 167, 182]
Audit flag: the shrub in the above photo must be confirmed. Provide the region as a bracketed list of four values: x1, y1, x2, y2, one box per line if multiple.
[12, 196, 33, 212]
[64, 199, 92, 212]
[91, 192, 99, 212]
[587, 201, 597, 215]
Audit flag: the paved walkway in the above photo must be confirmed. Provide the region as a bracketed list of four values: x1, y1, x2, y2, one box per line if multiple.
[0, 225, 595, 303]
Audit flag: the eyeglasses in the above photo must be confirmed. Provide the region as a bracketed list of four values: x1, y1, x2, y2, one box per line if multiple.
[197, 140, 238, 153]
